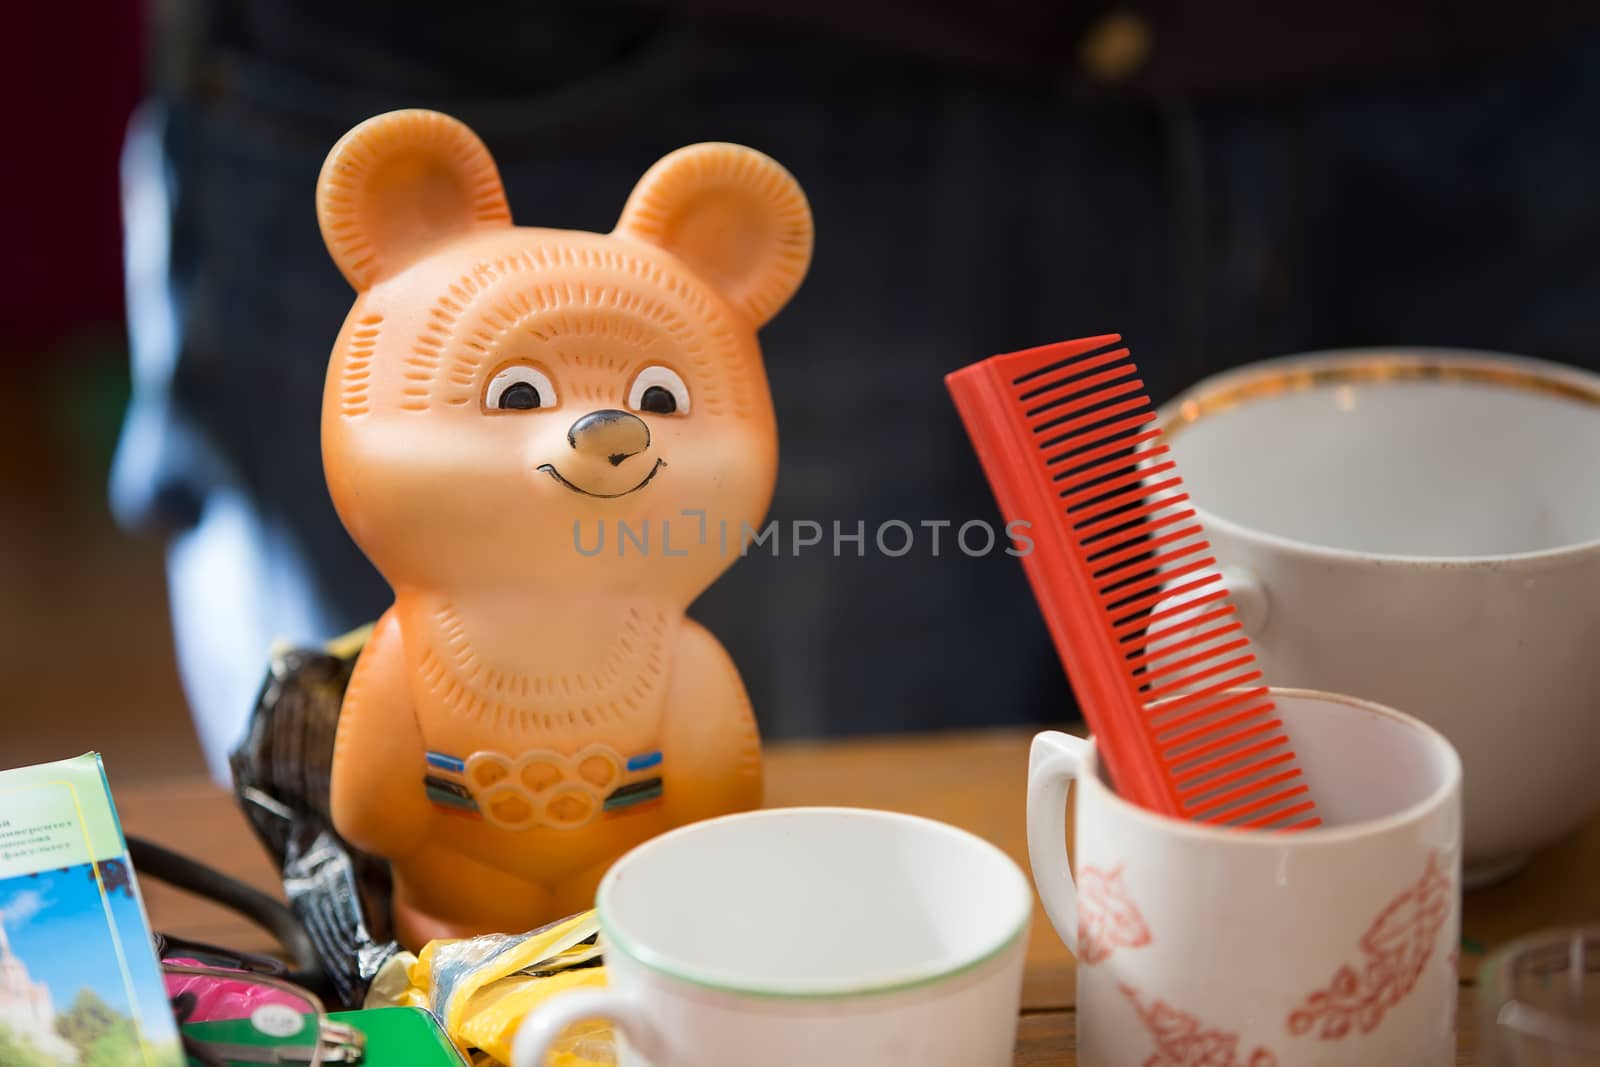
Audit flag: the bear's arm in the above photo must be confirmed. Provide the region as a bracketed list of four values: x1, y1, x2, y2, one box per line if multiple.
[659, 617, 763, 819]
[330, 607, 433, 858]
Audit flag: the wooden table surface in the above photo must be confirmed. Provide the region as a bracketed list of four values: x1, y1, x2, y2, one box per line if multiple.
[119, 729, 1600, 1065]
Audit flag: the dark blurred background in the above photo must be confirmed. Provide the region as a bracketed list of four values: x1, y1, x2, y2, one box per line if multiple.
[5, 1, 1600, 785]
[0, 1, 196, 778]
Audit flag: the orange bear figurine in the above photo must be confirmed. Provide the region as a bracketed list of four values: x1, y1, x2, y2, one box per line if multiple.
[314, 109, 812, 947]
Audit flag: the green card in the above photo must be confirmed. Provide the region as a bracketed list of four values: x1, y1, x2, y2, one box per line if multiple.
[182, 1006, 468, 1066]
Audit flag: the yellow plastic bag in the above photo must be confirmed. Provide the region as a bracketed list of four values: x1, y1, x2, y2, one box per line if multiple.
[367, 910, 615, 1066]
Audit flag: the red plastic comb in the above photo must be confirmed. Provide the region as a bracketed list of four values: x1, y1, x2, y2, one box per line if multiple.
[947, 335, 1321, 830]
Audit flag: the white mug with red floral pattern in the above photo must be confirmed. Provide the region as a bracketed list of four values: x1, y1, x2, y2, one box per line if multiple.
[1027, 688, 1463, 1066]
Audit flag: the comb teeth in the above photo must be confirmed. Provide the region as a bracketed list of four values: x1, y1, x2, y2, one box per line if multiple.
[948, 335, 1321, 830]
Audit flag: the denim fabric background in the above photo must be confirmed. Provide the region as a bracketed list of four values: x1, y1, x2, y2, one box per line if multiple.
[112, 10, 1600, 763]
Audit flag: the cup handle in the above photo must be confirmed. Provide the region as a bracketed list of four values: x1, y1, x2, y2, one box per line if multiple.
[1026, 730, 1091, 956]
[511, 988, 665, 1067]
[1150, 563, 1268, 640]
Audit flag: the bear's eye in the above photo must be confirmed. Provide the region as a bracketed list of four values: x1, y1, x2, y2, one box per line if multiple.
[640, 386, 676, 414]
[627, 366, 690, 416]
[485, 365, 557, 412]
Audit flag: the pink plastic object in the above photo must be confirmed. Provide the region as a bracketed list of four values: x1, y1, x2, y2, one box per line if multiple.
[162, 959, 312, 1023]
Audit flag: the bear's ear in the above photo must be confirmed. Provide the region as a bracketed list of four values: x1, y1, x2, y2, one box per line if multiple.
[614, 143, 813, 327]
[317, 109, 512, 291]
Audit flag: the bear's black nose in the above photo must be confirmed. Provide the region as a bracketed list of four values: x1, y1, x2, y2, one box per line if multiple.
[568, 409, 651, 466]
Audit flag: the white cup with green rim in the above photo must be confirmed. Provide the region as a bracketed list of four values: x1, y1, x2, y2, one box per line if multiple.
[510, 806, 1033, 1067]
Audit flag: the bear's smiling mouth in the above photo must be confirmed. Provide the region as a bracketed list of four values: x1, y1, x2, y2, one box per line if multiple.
[537, 458, 666, 498]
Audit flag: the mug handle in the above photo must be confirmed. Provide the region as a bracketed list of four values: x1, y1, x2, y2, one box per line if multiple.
[1149, 563, 1269, 641]
[1026, 731, 1092, 956]
[511, 988, 665, 1067]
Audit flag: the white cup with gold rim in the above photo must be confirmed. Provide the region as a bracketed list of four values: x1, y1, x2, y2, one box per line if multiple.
[1154, 347, 1600, 886]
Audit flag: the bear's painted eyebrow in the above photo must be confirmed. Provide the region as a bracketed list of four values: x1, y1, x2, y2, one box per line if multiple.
[396, 245, 747, 417]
